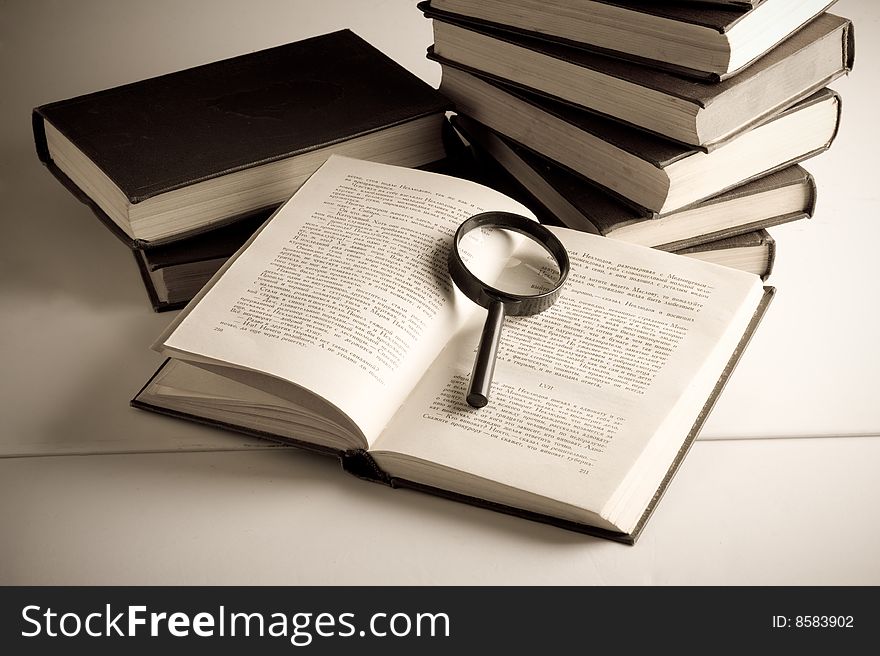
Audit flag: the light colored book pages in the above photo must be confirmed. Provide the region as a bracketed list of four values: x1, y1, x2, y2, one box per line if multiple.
[440, 66, 840, 215]
[430, 13, 851, 146]
[147, 156, 766, 538]
[453, 114, 814, 252]
[156, 155, 536, 445]
[426, 0, 837, 79]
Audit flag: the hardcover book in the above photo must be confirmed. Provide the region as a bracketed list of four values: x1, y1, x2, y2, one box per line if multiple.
[134, 210, 274, 311]
[133, 156, 773, 543]
[133, 137, 477, 312]
[440, 67, 840, 215]
[455, 115, 814, 255]
[675, 230, 776, 280]
[427, 12, 853, 147]
[33, 29, 451, 247]
[470, 145, 780, 279]
[423, 0, 837, 80]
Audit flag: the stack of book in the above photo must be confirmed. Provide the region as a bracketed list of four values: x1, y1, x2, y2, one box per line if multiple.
[420, 0, 853, 279]
[33, 30, 455, 311]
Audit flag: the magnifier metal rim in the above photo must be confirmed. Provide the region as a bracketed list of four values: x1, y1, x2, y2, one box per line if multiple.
[448, 211, 570, 317]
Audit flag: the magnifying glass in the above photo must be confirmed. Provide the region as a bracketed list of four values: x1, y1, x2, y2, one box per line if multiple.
[448, 211, 570, 408]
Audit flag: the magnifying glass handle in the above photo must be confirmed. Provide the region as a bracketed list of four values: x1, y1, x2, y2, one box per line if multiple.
[467, 300, 506, 408]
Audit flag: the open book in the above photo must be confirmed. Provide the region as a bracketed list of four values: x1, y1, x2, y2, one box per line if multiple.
[134, 156, 772, 543]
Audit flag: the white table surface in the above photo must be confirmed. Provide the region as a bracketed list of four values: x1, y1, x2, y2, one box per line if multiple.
[1, 0, 878, 584]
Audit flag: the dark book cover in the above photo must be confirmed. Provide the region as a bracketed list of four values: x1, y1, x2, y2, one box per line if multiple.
[133, 123, 478, 312]
[562, 0, 758, 28]
[138, 211, 274, 272]
[33, 29, 452, 248]
[132, 209, 275, 312]
[426, 1, 753, 34]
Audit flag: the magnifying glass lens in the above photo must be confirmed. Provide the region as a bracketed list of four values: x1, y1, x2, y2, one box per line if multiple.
[457, 225, 563, 296]
[449, 213, 570, 408]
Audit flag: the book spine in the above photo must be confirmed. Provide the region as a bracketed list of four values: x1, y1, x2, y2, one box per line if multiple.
[132, 250, 166, 312]
[32, 109, 144, 249]
[825, 89, 844, 151]
[804, 168, 818, 218]
[763, 232, 776, 282]
[31, 109, 51, 165]
[340, 449, 392, 485]
[846, 19, 856, 71]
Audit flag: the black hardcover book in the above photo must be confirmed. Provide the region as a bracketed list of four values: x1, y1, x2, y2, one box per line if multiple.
[135, 122, 477, 312]
[33, 29, 452, 247]
[134, 210, 274, 312]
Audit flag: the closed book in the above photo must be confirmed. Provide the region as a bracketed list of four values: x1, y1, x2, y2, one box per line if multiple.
[134, 210, 273, 311]
[441, 67, 840, 215]
[422, 0, 838, 80]
[676, 230, 776, 281]
[428, 12, 853, 147]
[33, 29, 451, 248]
[133, 155, 774, 543]
[453, 115, 814, 254]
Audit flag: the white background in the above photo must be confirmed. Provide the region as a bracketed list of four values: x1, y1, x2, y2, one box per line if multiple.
[0, 0, 878, 584]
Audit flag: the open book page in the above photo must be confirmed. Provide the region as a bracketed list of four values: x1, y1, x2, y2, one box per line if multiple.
[145, 360, 359, 450]
[372, 227, 765, 524]
[157, 156, 534, 445]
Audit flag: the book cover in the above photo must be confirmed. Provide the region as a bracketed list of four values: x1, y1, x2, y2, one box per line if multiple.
[131, 125, 476, 312]
[33, 29, 452, 248]
[133, 210, 274, 312]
